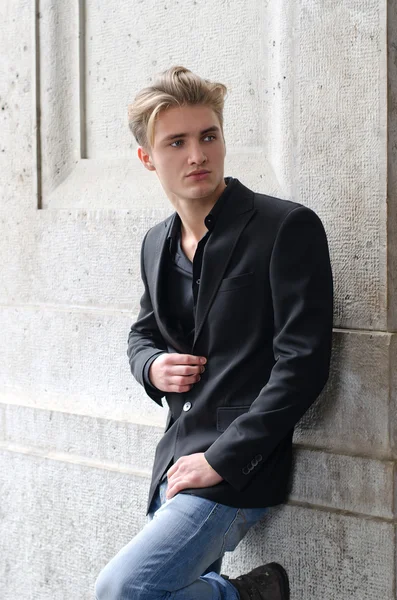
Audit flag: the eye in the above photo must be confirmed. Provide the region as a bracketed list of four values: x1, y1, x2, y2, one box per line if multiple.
[170, 140, 184, 148]
[203, 134, 216, 142]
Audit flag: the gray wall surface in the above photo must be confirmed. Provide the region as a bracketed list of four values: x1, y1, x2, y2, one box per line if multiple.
[1, 1, 396, 598]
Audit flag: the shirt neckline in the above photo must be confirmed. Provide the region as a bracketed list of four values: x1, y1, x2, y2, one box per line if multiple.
[167, 176, 236, 253]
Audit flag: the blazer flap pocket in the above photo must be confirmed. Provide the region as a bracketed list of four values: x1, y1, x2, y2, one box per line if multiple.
[217, 406, 251, 432]
[218, 271, 254, 292]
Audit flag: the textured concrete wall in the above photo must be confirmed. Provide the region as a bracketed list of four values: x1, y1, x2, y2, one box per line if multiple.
[0, 1, 396, 599]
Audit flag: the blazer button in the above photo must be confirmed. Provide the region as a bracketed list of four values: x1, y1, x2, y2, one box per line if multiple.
[183, 402, 192, 412]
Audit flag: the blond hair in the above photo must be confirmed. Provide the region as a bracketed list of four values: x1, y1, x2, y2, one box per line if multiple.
[128, 66, 227, 148]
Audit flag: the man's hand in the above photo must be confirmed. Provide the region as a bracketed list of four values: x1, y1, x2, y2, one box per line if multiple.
[149, 353, 206, 393]
[166, 453, 223, 499]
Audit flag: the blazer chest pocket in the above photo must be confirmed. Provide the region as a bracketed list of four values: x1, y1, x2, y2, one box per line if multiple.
[218, 271, 254, 293]
[217, 406, 251, 432]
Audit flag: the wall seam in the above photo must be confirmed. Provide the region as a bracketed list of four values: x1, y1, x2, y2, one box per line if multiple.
[34, 0, 42, 210]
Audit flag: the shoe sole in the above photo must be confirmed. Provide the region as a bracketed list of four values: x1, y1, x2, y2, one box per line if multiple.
[267, 562, 290, 600]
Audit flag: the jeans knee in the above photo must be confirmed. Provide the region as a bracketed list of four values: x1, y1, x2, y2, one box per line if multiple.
[95, 566, 129, 600]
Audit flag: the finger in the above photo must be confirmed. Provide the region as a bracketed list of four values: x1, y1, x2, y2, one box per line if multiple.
[170, 375, 201, 386]
[168, 383, 194, 393]
[167, 472, 202, 498]
[165, 354, 207, 366]
[169, 365, 204, 376]
[167, 461, 180, 479]
[166, 477, 187, 499]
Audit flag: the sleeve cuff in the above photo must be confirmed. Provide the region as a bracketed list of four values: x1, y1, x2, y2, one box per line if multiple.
[142, 352, 166, 402]
[204, 446, 251, 492]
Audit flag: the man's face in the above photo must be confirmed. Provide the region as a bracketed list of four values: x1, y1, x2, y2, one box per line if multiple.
[138, 104, 226, 204]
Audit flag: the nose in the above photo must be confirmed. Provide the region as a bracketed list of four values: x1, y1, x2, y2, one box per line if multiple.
[187, 141, 207, 165]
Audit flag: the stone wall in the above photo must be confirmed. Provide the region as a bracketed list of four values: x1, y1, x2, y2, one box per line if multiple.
[0, 1, 395, 598]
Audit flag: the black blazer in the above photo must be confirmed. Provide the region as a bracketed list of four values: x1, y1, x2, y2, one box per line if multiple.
[127, 179, 334, 514]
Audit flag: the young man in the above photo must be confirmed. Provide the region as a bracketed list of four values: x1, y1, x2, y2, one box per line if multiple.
[95, 66, 334, 600]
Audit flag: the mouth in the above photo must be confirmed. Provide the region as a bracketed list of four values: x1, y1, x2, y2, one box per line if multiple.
[186, 170, 210, 180]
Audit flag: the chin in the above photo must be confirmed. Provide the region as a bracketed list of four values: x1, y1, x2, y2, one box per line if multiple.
[188, 187, 216, 200]
[185, 179, 218, 196]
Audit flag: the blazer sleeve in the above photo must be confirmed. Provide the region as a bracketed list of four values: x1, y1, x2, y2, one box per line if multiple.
[204, 205, 334, 491]
[127, 231, 168, 405]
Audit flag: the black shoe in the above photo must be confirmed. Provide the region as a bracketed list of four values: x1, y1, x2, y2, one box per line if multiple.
[222, 562, 290, 600]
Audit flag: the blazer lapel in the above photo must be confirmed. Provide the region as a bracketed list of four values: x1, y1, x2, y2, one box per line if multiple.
[193, 181, 256, 347]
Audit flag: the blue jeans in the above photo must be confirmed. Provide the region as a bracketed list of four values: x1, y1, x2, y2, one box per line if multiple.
[95, 478, 268, 599]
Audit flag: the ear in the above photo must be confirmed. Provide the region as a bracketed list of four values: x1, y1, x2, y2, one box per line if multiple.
[137, 146, 156, 171]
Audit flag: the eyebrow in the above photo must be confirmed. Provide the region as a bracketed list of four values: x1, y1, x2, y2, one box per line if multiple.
[161, 126, 221, 144]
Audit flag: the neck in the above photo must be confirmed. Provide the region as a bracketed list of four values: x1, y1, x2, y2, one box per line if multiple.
[171, 178, 227, 243]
